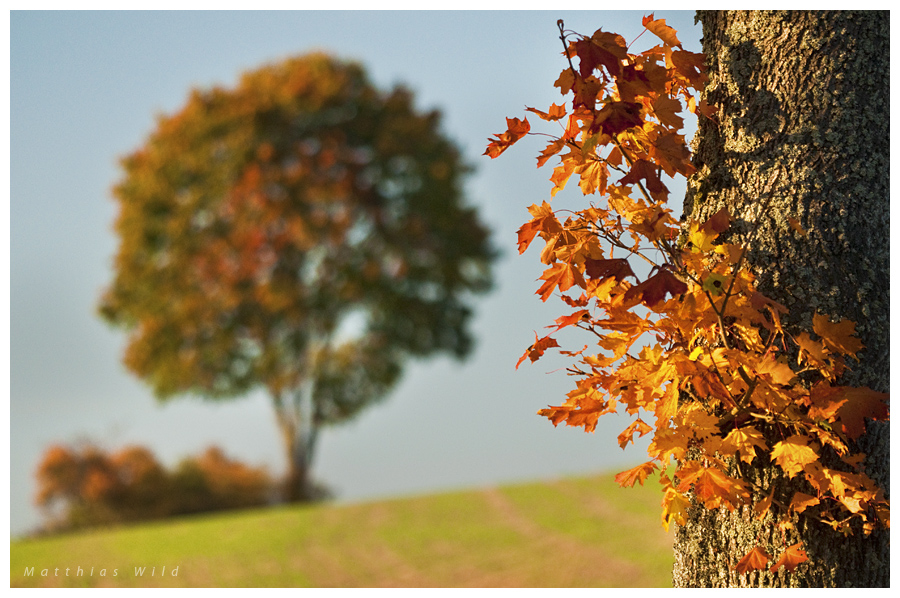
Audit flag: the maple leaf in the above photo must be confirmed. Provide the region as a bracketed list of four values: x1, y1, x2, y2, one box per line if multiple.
[536, 262, 584, 301]
[592, 101, 644, 137]
[812, 313, 864, 359]
[484, 116, 531, 159]
[734, 546, 771, 574]
[574, 159, 609, 195]
[617, 418, 652, 448]
[516, 201, 562, 254]
[548, 310, 590, 333]
[650, 96, 685, 130]
[722, 426, 767, 464]
[755, 487, 775, 521]
[790, 492, 820, 514]
[536, 138, 566, 168]
[583, 257, 636, 282]
[623, 268, 687, 307]
[771, 435, 819, 478]
[642, 14, 682, 48]
[670, 50, 707, 87]
[619, 158, 668, 202]
[525, 103, 567, 122]
[549, 160, 575, 197]
[660, 485, 691, 531]
[702, 272, 727, 295]
[516, 332, 560, 369]
[554, 65, 577, 94]
[574, 30, 628, 79]
[701, 207, 731, 234]
[769, 543, 808, 573]
[833, 386, 889, 440]
[795, 331, 830, 369]
[614, 461, 658, 487]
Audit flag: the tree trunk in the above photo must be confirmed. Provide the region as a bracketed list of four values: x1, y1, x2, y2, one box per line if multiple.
[674, 10, 889, 587]
[273, 387, 321, 502]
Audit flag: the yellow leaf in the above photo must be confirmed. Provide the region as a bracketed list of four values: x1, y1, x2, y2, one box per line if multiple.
[771, 435, 819, 478]
[722, 426, 767, 464]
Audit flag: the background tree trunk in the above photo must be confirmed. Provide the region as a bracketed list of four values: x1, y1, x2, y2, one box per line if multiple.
[274, 389, 321, 502]
[674, 10, 889, 587]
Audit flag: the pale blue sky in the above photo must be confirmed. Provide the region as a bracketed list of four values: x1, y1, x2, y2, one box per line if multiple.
[9, 9, 702, 536]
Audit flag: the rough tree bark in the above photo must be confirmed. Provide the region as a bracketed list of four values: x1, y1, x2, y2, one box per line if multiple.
[674, 11, 889, 587]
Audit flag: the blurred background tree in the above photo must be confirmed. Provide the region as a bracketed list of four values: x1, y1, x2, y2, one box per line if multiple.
[99, 53, 496, 501]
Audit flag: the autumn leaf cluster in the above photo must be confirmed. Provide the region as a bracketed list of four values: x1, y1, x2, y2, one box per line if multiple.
[486, 16, 889, 575]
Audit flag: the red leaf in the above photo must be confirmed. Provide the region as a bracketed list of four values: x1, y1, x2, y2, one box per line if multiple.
[584, 257, 636, 282]
[593, 101, 644, 137]
[624, 269, 687, 307]
[573, 30, 628, 79]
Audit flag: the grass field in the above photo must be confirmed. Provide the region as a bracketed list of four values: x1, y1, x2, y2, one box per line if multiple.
[10, 472, 674, 588]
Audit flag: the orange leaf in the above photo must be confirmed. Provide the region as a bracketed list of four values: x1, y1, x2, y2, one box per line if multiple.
[789, 492, 820, 514]
[769, 543, 808, 573]
[536, 138, 566, 168]
[525, 103, 567, 122]
[812, 313, 864, 358]
[617, 418, 652, 449]
[574, 30, 628, 79]
[754, 487, 775, 521]
[642, 15, 682, 48]
[548, 310, 590, 333]
[734, 546, 771, 574]
[484, 116, 531, 159]
[661, 485, 691, 531]
[788, 216, 808, 237]
[574, 159, 609, 195]
[536, 262, 584, 301]
[619, 158, 668, 202]
[650, 95, 684, 130]
[615, 461, 658, 487]
[833, 386, 890, 440]
[549, 160, 575, 197]
[670, 50, 707, 87]
[517, 201, 561, 254]
[516, 332, 560, 369]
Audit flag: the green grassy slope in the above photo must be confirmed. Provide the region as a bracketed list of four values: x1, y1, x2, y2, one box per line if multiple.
[11, 472, 674, 588]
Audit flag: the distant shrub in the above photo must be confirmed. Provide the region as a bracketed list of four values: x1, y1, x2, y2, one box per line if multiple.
[34, 443, 274, 533]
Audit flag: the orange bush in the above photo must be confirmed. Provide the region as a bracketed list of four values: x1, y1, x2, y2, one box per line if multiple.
[34, 443, 274, 533]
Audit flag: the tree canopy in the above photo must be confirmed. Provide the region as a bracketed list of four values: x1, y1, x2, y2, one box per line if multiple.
[100, 53, 495, 498]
